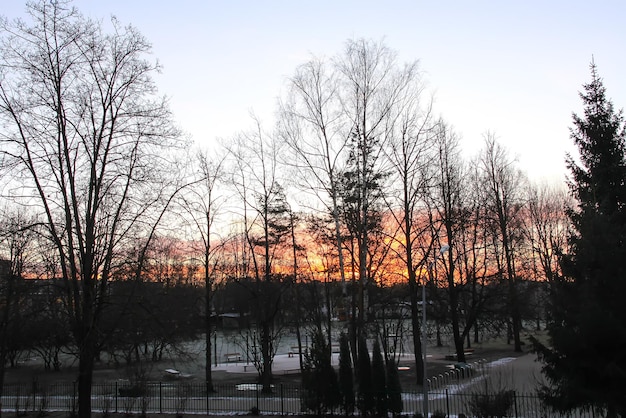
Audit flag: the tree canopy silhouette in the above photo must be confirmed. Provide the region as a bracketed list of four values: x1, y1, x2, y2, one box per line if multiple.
[533, 62, 626, 417]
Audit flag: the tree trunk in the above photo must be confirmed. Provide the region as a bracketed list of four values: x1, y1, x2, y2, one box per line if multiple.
[325, 274, 333, 360]
[408, 277, 424, 385]
[260, 321, 273, 393]
[436, 321, 443, 347]
[77, 343, 95, 418]
[449, 286, 466, 363]
[205, 260, 214, 391]
[509, 279, 523, 352]
[205, 331, 213, 391]
[295, 310, 304, 371]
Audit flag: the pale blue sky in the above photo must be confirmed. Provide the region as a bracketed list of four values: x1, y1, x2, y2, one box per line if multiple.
[4, 1, 626, 183]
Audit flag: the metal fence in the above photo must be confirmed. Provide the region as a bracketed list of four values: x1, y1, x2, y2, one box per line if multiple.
[422, 390, 595, 418]
[1, 381, 596, 417]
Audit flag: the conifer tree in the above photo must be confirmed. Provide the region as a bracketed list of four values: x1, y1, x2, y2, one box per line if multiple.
[371, 339, 388, 417]
[301, 330, 340, 415]
[533, 63, 626, 416]
[386, 358, 403, 416]
[338, 333, 355, 416]
[356, 336, 375, 416]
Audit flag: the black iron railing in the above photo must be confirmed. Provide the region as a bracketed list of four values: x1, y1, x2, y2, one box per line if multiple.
[0, 381, 595, 417]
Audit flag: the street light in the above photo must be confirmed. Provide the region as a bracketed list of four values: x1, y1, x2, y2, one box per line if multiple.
[423, 244, 449, 418]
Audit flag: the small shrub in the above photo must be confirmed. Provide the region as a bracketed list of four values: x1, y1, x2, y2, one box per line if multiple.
[431, 410, 446, 418]
[467, 389, 515, 417]
[122, 395, 137, 417]
[175, 383, 191, 418]
[37, 388, 49, 417]
[119, 386, 144, 397]
[68, 404, 78, 418]
[67, 386, 77, 418]
[102, 397, 112, 418]
[248, 405, 260, 416]
[140, 394, 150, 418]
[15, 390, 31, 417]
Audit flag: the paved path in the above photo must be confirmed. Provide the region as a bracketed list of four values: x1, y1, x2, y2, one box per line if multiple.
[213, 345, 545, 399]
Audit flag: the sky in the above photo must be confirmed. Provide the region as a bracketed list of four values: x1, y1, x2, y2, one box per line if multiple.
[4, 1, 626, 184]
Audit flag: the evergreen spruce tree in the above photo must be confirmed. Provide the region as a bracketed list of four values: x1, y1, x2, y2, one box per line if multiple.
[301, 330, 340, 415]
[386, 359, 403, 416]
[338, 333, 355, 416]
[371, 339, 388, 417]
[356, 336, 375, 416]
[532, 63, 626, 416]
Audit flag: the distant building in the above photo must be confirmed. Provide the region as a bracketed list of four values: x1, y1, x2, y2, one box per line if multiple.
[220, 312, 243, 329]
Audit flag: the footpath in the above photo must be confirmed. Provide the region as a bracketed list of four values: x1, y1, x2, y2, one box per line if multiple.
[210, 340, 543, 393]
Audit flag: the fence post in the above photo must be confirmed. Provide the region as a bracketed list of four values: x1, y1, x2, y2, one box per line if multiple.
[446, 388, 450, 417]
[115, 381, 118, 413]
[159, 382, 162, 414]
[72, 381, 77, 417]
[280, 384, 284, 416]
[205, 382, 209, 415]
[256, 385, 260, 414]
[31, 380, 36, 413]
[513, 391, 518, 417]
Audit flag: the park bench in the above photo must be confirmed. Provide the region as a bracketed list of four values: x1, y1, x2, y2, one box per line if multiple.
[163, 368, 193, 379]
[224, 352, 243, 362]
[444, 348, 475, 361]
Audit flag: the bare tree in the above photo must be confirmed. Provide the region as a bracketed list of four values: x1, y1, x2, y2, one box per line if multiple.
[0, 208, 38, 418]
[477, 135, 527, 352]
[455, 163, 497, 346]
[281, 40, 422, 349]
[146, 236, 189, 286]
[335, 39, 412, 340]
[286, 206, 304, 368]
[0, 258, 14, 418]
[521, 183, 571, 330]
[179, 149, 226, 390]
[0, 3, 186, 417]
[381, 83, 435, 383]
[428, 121, 470, 361]
[228, 117, 291, 392]
[525, 183, 570, 282]
[279, 56, 350, 298]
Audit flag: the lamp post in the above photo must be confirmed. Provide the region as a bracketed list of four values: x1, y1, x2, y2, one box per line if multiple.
[422, 244, 449, 418]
